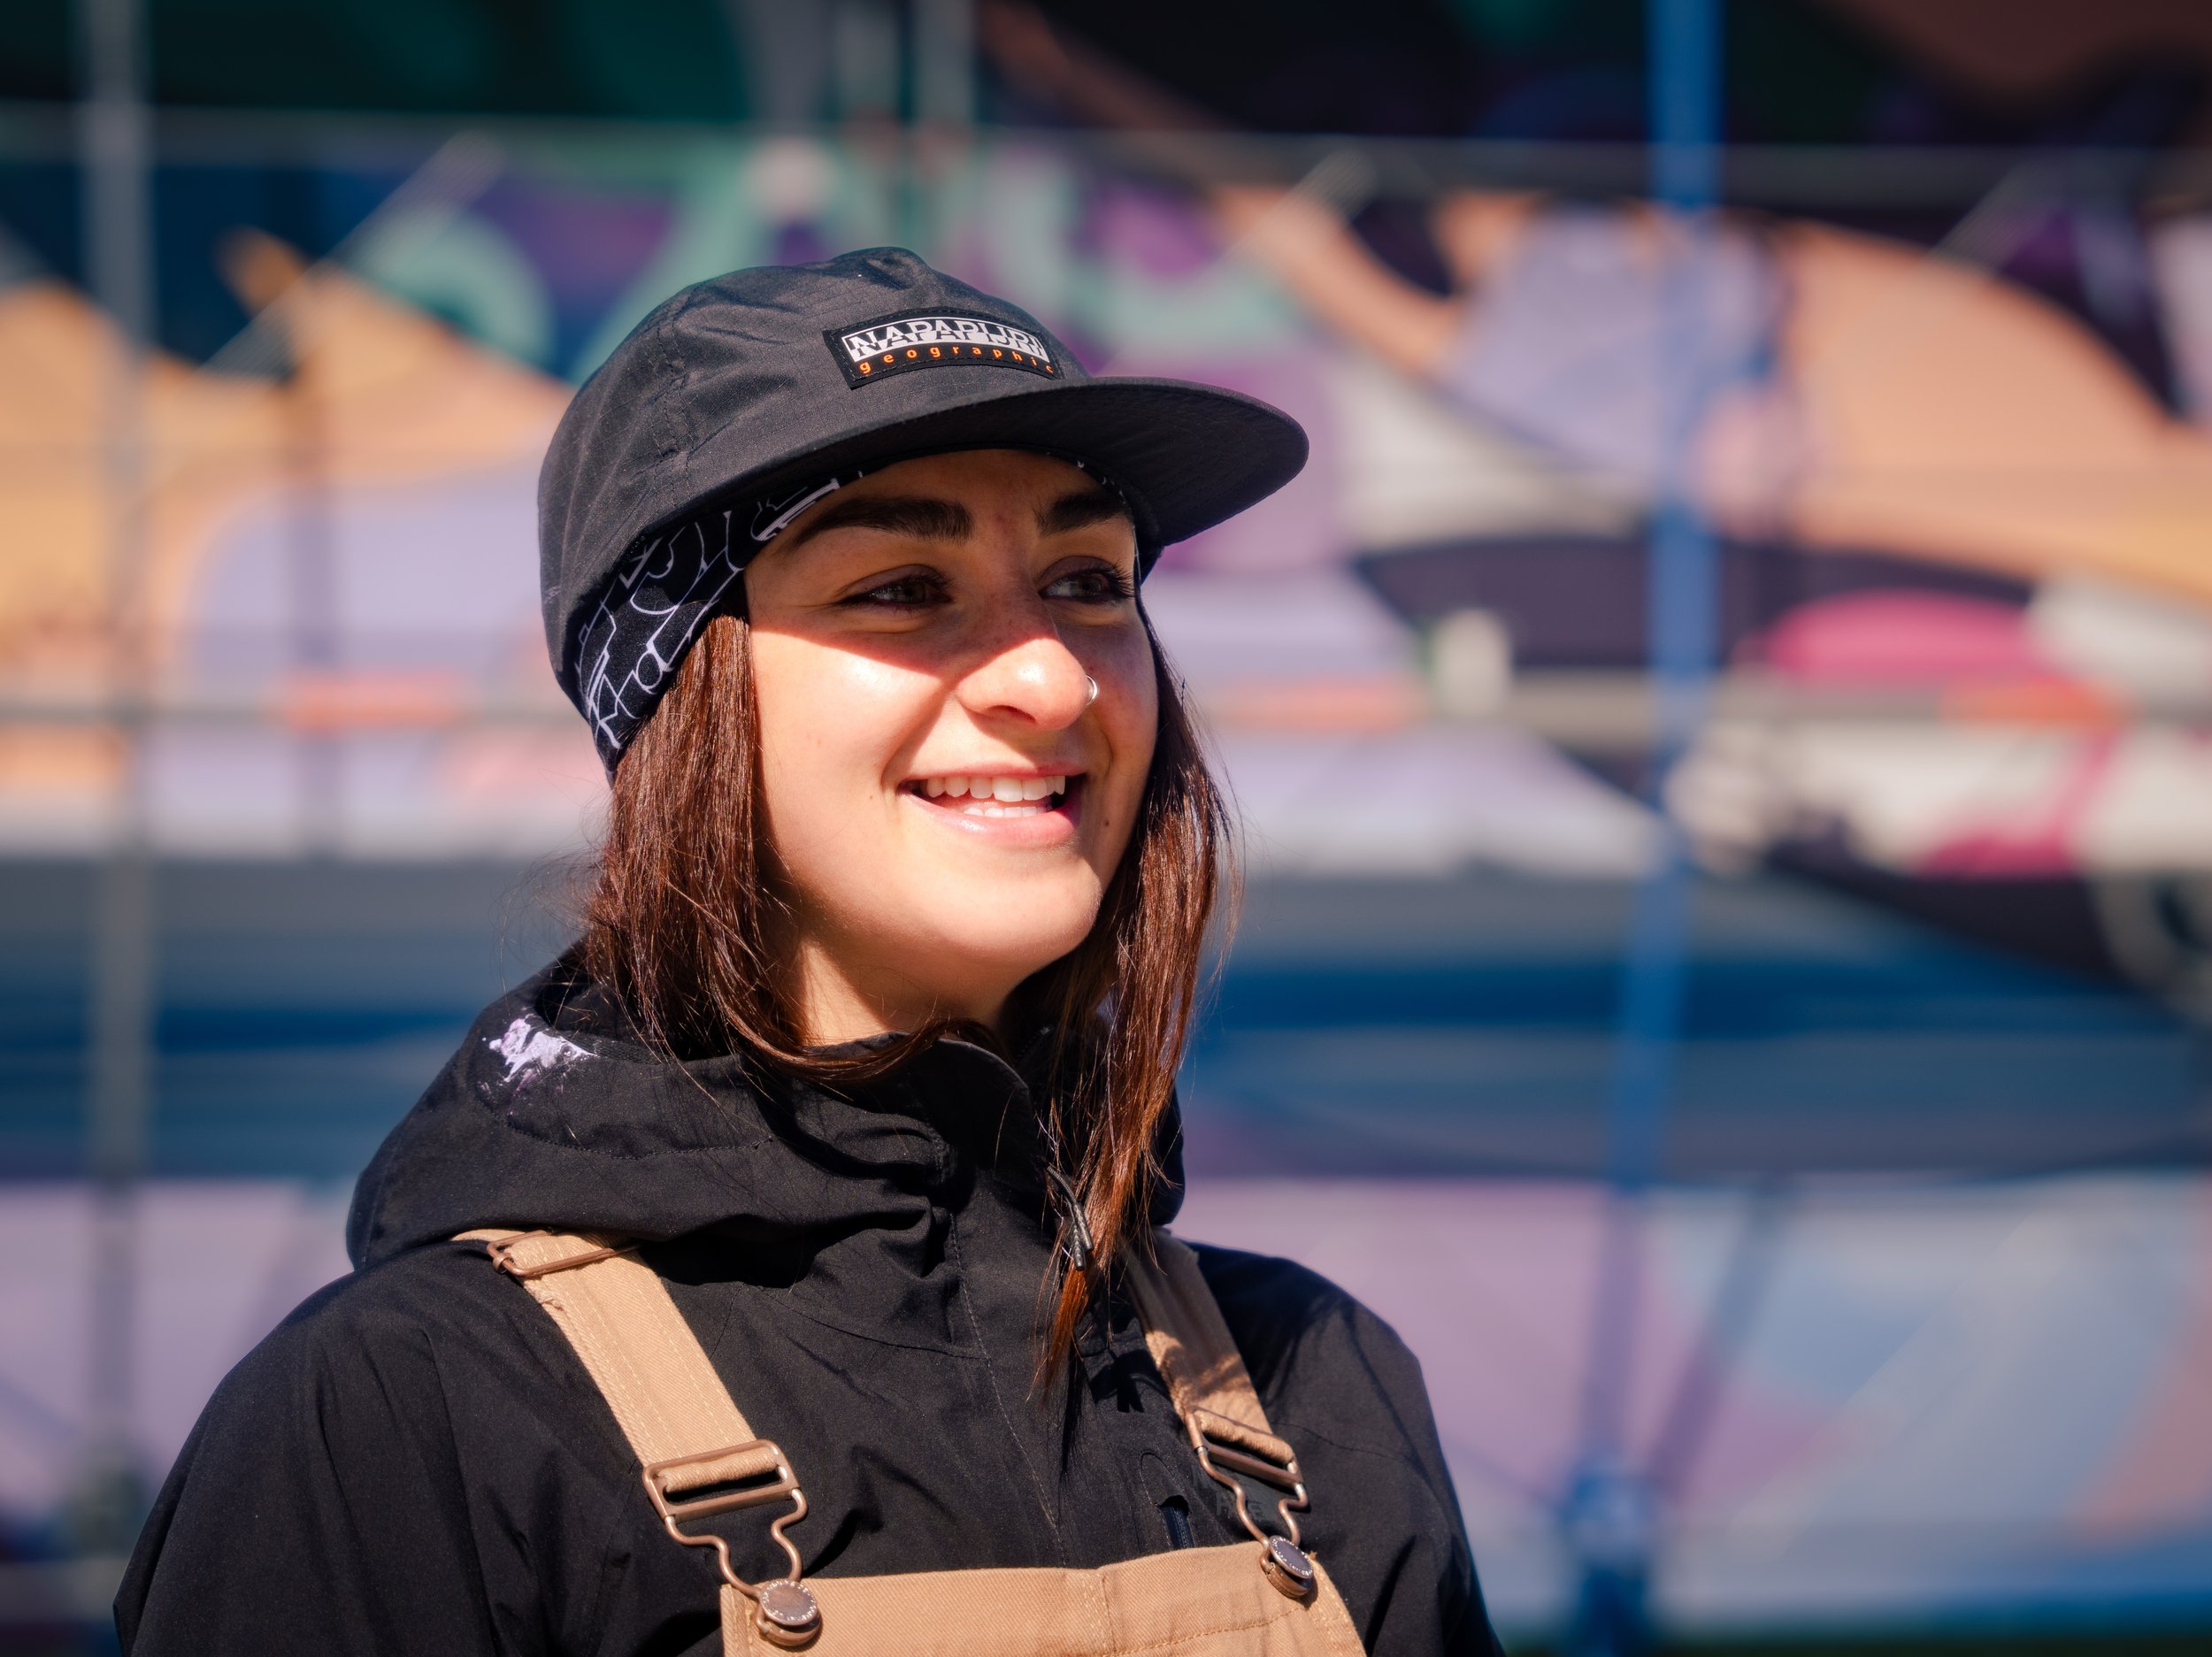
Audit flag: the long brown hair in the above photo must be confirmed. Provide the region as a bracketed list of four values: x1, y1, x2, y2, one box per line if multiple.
[580, 609, 1234, 1368]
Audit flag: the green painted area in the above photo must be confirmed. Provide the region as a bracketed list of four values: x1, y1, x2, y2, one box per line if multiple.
[349, 206, 556, 367]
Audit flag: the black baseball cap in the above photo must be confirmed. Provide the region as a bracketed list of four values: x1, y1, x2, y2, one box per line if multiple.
[538, 246, 1308, 770]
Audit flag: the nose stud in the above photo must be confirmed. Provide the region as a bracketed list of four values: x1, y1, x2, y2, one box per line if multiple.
[1083, 676, 1099, 707]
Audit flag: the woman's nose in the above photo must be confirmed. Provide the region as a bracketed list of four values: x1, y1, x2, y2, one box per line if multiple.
[956, 633, 1094, 729]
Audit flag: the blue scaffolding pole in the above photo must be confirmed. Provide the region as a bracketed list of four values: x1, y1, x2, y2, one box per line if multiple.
[1564, 1, 1721, 1653]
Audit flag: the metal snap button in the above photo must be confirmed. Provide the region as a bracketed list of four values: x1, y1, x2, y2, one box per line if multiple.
[1261, 1534, 1317, 1599]
[756, 1580, 822, 1647]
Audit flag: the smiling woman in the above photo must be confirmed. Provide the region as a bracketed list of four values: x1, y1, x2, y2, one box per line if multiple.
[118, 250, 1502, 1657]
[585, 449, 1222, 1366]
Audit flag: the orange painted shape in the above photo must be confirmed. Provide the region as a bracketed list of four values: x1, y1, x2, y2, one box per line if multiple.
[1940, 677, 2124, 728]
[278, 669, 470, 733]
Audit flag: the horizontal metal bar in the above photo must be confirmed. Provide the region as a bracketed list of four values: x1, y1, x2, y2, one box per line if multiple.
[0, 694, 575, 727]
[2, 99, 2208, 208]
[2, 674, 2210, 747]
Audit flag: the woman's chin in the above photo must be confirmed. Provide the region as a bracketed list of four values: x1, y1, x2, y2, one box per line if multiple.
[887, 899, 1101, 1001]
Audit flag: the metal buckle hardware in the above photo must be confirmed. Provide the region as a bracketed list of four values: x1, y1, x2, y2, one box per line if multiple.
[641, 1441, 820, 1647]
[485, 1231, 635, 1281]
[1187, 1408, 1309, 1549]
[476, 1234, 821, 1642]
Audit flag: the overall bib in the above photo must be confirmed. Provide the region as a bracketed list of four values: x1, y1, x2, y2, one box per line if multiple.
[461, 1228, 1368, 1657]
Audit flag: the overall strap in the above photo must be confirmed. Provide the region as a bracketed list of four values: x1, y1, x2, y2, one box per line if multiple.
[1124, 1233, 1319, 1599]
[457, 1229, 822, 1648]
[466, 1224, 1324, 1627]
[1123, 1234, 1295, 1468]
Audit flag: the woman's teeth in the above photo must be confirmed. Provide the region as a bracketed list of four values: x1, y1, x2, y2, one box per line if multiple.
[917, 775, 1070, 817]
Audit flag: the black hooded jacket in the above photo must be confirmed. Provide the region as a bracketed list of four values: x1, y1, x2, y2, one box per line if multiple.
[117, 962, 1502, 1656]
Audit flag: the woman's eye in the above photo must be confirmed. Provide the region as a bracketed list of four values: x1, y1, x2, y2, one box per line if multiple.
[1044, 566, 1136, 604]
[843, 573, 947, 610]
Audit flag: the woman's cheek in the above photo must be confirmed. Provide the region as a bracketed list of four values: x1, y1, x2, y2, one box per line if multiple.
[751, 638, 908, 898]
[1094, 634, 1159, 868]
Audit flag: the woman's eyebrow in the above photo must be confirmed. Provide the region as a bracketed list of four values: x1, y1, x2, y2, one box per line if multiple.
[1038, 487, 1131, 536]
[784, 495, 972, 548]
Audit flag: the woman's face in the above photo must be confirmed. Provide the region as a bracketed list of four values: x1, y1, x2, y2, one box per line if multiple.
[742, 449, 1159, 1039]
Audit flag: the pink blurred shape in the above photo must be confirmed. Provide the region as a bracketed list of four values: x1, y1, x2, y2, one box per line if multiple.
[1747, 591, 2052, 685]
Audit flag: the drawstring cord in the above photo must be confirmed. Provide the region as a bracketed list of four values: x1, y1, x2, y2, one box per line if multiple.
[1045, 1163, 1118, 1359]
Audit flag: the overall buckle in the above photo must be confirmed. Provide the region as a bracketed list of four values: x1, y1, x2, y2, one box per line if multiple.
[1187, 1408, 1317, 1596]
[485, 1231, 634, 1280]
[641, 1441, 820, 1648]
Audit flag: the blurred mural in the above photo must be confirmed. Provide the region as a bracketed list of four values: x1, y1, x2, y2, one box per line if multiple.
[4, 0, 2212, 1651]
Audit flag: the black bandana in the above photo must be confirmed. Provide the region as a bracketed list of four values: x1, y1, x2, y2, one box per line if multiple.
[572, 472, 862, 772]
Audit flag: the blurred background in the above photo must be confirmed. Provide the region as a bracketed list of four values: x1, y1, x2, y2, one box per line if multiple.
[4, 1, 2212, 1652]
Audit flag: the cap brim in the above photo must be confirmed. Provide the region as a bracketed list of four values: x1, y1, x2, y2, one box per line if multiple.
[671, 376, 1307, 560]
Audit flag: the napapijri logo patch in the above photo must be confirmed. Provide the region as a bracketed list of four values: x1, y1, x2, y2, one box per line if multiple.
[826, 310, 1057, 387]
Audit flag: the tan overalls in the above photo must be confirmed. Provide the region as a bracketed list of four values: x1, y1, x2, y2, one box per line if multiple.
[461, 1228, 1368, 1656]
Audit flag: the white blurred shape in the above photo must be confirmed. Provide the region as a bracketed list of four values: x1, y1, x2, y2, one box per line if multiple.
[1323, 348, 1640, 551]
[2148, 215, 2212, 426]
[1429, 608, 1514, 720]
[2030, 576, 2212, 699]
[746, 138, 840, 223]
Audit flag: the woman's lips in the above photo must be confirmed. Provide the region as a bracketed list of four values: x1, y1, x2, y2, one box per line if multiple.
[902, 773, 1084, 839]
[914, 771, 1069, 809]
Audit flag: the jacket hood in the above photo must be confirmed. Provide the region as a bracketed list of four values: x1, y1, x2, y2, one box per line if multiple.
[346, 959, 1184, 1270]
